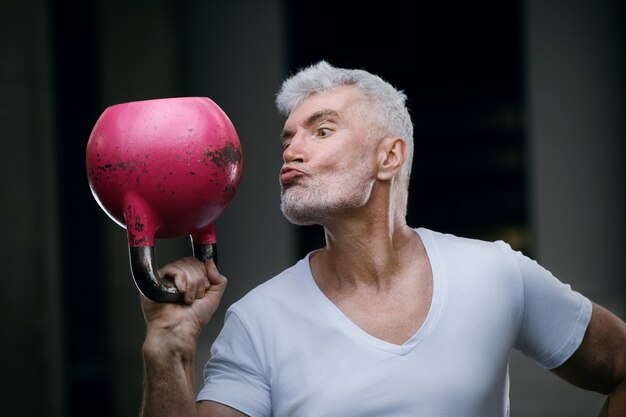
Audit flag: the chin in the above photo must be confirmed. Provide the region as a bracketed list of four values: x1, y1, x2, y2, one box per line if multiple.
[280, 205, 320, 226]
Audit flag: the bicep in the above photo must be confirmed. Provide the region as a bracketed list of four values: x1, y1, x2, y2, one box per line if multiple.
[197, 400, 249, 417]
[551, 302, 626, 394]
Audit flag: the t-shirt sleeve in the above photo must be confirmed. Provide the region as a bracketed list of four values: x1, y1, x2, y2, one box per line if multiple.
[196, 307, 271, 417]
[513, 250, 592, 369]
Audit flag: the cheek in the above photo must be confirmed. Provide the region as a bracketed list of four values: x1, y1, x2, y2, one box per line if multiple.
[313, 149, 343, 170]
[348, 151, 378, 175]
[330, 160, 376, 185]
[316, 141, 377, 175]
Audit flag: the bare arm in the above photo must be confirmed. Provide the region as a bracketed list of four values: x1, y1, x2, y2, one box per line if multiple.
[139, 257, 246, 417]
[551, 302, 626, 416]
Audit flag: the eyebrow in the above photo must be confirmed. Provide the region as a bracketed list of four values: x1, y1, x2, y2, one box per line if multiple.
[280, 109, 341, 142]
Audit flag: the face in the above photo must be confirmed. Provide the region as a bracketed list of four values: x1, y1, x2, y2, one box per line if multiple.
[279, 86, 379, 225]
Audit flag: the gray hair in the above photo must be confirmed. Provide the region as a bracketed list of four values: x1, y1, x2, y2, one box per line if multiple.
[275, 61, 414, 199]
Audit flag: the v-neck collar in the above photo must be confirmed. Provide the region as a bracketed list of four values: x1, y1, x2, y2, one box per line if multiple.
[300, 227, 446, 356]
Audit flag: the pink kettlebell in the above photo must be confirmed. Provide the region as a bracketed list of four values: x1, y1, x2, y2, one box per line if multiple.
[86, 97, 243, 303]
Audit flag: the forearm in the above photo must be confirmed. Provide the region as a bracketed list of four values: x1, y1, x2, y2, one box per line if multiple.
[599, 379, 626, 417]
[140, 330, 199, 417]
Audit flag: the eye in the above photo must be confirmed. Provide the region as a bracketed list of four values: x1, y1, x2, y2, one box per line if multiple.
[316, 127, 332, 137]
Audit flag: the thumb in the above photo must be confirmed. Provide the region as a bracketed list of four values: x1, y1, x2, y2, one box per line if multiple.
[204, 258, 228, 290]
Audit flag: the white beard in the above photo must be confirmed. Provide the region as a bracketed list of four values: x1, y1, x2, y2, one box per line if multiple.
[280, 165, 375, 226]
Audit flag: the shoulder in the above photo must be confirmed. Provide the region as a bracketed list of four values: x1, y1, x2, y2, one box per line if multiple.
[227, 255, 312, 319]
[418, 227, 525, 304]
[418, 227, 518, 265]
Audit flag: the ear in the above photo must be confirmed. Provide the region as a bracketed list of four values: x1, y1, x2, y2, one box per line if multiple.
[377, 137, 407, 181]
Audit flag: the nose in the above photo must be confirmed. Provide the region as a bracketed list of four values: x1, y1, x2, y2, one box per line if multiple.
[282, 132, 306, 163]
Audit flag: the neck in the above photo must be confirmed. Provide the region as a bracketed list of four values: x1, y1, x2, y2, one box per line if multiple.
[311, 205, 419, 291]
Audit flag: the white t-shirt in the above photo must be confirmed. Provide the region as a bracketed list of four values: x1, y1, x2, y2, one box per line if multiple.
[197, 228, 592, 417]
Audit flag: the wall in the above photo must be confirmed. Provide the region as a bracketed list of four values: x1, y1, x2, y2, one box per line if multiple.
[509, 0, 625, 415]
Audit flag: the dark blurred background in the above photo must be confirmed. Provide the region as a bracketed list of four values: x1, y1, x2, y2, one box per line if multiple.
[1, 0, 624, 416]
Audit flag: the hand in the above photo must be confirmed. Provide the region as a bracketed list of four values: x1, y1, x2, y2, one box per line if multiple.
[140, 257, 227, 341]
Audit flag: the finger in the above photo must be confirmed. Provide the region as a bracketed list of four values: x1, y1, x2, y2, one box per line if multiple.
[205, 259, 227, 287]
[182, 262, 201, 304]
[185, 278, 198, 304]
[158, 264, 187, 293]
[195, 272, 208, 299]
[158, 257, 205, 303]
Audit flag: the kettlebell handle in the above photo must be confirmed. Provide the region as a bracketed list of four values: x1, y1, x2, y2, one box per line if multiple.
[129, 240, 217, 303]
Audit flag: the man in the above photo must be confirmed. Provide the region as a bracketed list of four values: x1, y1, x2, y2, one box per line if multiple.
[140, 61, 626, 416]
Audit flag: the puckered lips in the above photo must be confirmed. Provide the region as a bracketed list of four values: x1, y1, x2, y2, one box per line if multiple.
[280, 165, 307, 186]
